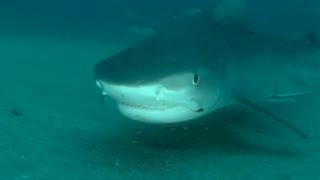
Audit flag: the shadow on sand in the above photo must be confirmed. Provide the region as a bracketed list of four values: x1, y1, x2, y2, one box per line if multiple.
[61, 105, 308, 175]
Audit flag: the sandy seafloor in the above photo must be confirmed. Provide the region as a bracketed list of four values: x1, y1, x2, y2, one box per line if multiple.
[1, 31, 320, 180]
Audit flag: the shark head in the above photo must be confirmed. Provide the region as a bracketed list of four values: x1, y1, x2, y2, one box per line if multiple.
[93, 0, 311, 139]
[94, 32, 230, 123]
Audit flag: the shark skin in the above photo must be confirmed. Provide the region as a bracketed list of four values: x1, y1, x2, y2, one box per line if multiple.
[94, 2, 319, 139]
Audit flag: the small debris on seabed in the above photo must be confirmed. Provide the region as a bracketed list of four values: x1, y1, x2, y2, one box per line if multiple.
[130, 140, 137, 144]
[284, 170, 297, 180]
[20, 175, 30, 179]
[135, 131, 142, 136]
[114, 160, 121, 167]
[11, 107, 23, 117]
[313, 145, 320, 152]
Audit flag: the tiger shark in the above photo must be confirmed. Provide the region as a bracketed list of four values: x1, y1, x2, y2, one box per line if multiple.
[94, 0, 319, 139]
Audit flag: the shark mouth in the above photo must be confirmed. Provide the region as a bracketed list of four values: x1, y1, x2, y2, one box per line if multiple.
[100, 94, 177, 110]
[117, 100, 177, 110]
[117, 100, 204, 112]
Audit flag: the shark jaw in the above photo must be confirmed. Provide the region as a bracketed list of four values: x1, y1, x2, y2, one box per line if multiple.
[117, 103, 203, 123]
[95, 76, 215, 123]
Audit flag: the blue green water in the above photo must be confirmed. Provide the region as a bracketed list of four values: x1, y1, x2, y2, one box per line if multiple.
[0, 0, 320, 179]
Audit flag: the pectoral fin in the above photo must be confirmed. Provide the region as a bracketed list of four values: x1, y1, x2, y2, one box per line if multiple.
[260, 88, 315, 103]
[237, 97, 308, 139]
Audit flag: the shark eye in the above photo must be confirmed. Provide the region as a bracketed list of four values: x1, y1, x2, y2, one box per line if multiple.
[192, 73, 199, 85]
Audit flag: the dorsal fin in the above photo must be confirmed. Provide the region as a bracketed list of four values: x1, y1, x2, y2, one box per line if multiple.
[214, 0, 248, 25]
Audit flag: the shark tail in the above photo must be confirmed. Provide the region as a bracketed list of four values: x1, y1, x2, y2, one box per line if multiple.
[237, 97, 308, 140]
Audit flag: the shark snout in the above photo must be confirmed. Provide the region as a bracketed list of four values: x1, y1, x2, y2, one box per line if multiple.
[96, 80, 169, 108]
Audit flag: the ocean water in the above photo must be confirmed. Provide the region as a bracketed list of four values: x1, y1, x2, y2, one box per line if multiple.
[0, 0, 320, 179]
